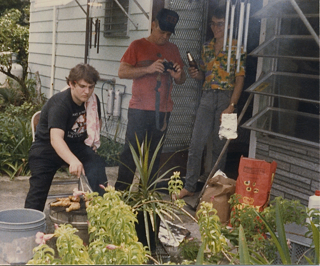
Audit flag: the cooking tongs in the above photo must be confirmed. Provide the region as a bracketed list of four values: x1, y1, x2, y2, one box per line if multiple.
[78, 174, 93, 193]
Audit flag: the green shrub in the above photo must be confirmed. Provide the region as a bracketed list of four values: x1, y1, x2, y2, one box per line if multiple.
[97, 135, 123, 166]
[0, 102, 40, 178]
[228, 195, 309, 263]
[28, 186, 149, 265]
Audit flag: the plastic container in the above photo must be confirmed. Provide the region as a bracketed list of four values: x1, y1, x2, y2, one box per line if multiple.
[0, 208, 46, 264]
[306, 190, 320, 225]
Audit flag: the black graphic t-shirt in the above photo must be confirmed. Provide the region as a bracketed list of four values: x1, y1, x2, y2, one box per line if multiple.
[35, 88, 101, 145]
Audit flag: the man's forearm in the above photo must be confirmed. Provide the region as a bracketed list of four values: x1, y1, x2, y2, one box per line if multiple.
[50, 128, 79, 165]
[174, 70, 186, 84]
[118, 63, 151, 79]
[230, 75, 244, 105]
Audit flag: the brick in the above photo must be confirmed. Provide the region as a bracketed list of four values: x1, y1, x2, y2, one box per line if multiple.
[256, 142, 269, 152]
[273, 176, 310, 191]
[270, 146, 317, 163]
[272, 182, 310, 202]
[270, 150, 319, 172]
[310, 180, 320, 191]
[259, 136, 310, 154]
[270, 187, 284, 198]
[307, 148, 320, 158]
[256, 149, 269, 158]
[290, 165, 319, 181]
[276, 169, 311, 184]
[275, 160, 291, 171]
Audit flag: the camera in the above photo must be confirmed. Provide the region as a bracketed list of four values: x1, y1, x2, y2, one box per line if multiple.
[163, 61, 177, 73]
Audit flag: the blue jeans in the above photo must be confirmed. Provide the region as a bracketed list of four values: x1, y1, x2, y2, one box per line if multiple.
[185, 90, 232, 192]
[25, 142, 107, 211]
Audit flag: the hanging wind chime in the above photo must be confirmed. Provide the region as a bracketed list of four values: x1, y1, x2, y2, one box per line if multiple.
[88, 0, 102, 54]
[223, 0, 251, 73]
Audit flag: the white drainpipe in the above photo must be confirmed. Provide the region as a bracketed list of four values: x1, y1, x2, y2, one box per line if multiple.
[49, 6, 57, 98]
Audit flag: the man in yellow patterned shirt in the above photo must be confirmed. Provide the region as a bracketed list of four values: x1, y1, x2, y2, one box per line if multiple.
[180, 6, 246, 199]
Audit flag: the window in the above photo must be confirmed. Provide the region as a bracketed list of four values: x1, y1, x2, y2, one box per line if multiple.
[242, 0, 319, 148]
[104, 0, 129, 38]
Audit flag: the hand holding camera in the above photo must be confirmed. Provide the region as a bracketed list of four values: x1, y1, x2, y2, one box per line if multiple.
[162, 59, 177, 73]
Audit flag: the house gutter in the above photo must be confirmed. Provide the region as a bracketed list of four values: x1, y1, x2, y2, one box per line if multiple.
[49, 6, 57, 98]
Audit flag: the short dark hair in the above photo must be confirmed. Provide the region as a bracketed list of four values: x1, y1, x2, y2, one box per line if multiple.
[212, 6, 226, 20]
[66, 63, 100, 85]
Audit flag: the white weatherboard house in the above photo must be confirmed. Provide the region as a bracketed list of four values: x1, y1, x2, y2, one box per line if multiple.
[28, 0, 319, 206]
[28, 0, 206, 150]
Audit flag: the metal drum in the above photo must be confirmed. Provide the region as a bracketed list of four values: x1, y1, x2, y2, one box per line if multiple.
[49, 200, 89, 245]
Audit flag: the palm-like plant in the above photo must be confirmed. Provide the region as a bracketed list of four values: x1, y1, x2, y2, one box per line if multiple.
[120, 134, 195, 252]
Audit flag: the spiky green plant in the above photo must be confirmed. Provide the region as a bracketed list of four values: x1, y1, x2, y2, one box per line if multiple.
[304, 221, 320, 265]
[255, 198, 291, 265]
[120, 134, 195, 252]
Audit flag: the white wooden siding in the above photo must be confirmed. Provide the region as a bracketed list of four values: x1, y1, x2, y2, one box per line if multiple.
[28, 0, 151, 140]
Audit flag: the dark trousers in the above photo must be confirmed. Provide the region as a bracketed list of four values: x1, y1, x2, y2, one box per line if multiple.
[25, 142, 107, 211]
[115, 108, 170, 191]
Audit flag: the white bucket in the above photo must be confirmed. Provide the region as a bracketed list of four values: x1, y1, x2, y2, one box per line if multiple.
[0, 208, 46, 264]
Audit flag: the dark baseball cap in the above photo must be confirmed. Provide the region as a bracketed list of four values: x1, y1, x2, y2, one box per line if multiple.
[156, 8, 179, 34]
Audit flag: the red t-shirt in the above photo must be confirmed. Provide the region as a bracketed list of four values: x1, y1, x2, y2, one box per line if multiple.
[121, 38, 184, 112]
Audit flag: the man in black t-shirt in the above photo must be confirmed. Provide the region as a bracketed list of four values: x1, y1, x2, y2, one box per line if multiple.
[25, 64, 108, 211]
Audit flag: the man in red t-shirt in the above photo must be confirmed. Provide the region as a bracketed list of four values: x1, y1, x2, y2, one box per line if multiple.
[115, 8, 186, 191]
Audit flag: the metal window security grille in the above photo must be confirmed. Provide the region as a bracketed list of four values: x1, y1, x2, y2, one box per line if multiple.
[273, 241, 311, 265]
[104, 0, 129, 37]
[163, 0, 208, 152]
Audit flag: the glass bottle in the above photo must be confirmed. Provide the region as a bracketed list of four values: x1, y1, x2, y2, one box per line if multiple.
[186, 51, 198, 70]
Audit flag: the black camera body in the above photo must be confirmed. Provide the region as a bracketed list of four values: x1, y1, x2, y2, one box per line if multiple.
[163, 61, 177, 73]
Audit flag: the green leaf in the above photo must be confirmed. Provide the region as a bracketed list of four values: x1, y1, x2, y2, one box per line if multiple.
[196, 241, 205, 265]
[239, 224, 251, 265]
[275, 199, 291, 264]
[254, 199, 291, 265]
[310, 221, 320, 264]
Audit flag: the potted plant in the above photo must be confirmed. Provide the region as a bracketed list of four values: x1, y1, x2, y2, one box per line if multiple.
[119, 134, 194, 252]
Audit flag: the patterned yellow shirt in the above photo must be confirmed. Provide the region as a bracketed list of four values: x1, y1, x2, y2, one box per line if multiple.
[200, 38, 246, 91]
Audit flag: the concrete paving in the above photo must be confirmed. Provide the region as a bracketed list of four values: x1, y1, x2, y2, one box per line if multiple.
[0, 167, 201, 264]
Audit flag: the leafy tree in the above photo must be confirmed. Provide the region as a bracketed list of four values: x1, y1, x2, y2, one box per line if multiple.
[0, 8, 29, 99]
[0, 0, 29, 25]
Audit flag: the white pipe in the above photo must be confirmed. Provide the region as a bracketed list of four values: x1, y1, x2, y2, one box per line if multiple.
[223, 0, 231, 51]
[236, 2, 245, 72]
[243, 2, 251, 53]
[49, 6, 57, 98]
[227, 4, 235, 73]
[248, 0, 269, 159]
[289, 0, 319, 47]
[236, 2, 245, 59]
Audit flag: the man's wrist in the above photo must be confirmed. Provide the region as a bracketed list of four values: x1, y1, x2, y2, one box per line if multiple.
[230, 102, 237, 108]
[174, 76, 181, 83]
